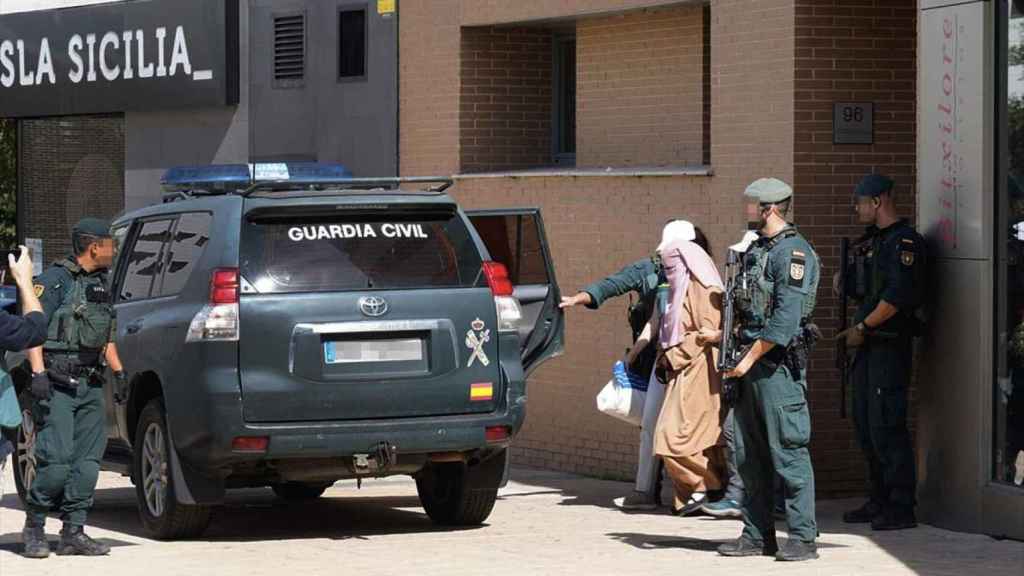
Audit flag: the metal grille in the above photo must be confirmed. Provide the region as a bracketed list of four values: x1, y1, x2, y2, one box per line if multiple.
[274, 14, 305, 83]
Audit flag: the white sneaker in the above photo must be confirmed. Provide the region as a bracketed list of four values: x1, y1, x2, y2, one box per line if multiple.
[614, 491, 658, 511]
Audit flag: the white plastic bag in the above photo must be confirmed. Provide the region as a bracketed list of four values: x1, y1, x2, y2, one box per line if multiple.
[596, 361, 648, 426]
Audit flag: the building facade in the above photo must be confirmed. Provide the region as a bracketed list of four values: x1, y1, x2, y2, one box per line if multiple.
[1, 0, 1020, 538]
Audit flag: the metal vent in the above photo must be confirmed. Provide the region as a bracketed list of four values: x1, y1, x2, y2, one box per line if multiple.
[274, 14, 305, 84]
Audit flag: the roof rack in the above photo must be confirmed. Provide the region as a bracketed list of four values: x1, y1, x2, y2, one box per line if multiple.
[242, 176, 454, 197]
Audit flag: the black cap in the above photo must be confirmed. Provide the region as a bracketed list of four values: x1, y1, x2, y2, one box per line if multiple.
[855, 174, 894, 198]
[72, 217, 112, 239]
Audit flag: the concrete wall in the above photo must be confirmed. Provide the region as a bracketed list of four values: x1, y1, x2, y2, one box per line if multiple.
[122, 0, 251, 209]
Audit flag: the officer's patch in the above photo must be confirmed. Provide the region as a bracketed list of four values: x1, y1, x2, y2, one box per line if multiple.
[901, 251, 915, 266]
[789, 256, 806, 287]
[33, 284, 44, 297]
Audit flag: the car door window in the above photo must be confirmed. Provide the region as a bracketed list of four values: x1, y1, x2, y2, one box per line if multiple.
[119, 219, 172, 302]
[158, 213, 212, 297]
[469, 213, 552, 286]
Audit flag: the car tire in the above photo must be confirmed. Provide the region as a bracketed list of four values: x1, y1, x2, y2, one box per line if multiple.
[415, 462, 498, 526]
[133, 398, 212, 540]
[3, 388, 38, 506]
[271, 482, 331, 501]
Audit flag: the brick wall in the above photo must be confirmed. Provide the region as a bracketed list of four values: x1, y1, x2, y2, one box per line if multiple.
[793, 0, 917, 496]
[19, 116, 126, 263]
[577, 5, 704, 167]
[460, 0, 699, 27]
[460, 27, 554, 173]
[451, 174, 724, 479]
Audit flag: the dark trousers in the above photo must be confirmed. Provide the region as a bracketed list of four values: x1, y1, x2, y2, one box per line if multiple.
[26, 380, 107, 527]
[852, 336, 917, 512]
[735, 362, 817, 542]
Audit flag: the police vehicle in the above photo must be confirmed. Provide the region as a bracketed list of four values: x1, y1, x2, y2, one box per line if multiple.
[5, 163, 564, 539]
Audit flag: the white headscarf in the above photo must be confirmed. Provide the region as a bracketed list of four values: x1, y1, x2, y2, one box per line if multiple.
[656, 220, 696, 254]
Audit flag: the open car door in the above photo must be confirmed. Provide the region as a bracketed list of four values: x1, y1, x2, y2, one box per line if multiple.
[466, 209, 565, 375]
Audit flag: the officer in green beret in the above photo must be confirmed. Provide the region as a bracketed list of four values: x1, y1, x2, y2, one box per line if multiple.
[718, 178, 821, 562]
[837, 174, 925, 531]
[21, 217, 126, 558]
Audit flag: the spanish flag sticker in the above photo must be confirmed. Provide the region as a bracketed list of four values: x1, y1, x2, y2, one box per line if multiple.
[470, 382, 493, 402]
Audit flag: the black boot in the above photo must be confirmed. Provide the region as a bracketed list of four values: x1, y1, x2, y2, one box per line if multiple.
[871, 508, 917, 531]
[843, 500, 882, 524]
[717, 533, 779, 557]
[21, 520, 50, 559]
[57, 525, 111, 556]
[776, 539, 819, 561]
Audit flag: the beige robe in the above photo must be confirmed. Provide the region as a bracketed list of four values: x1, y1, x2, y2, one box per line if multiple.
[654, 278, 724, 460]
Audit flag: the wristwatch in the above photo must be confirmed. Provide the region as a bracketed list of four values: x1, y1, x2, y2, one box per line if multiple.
[855, 322, 870, 334]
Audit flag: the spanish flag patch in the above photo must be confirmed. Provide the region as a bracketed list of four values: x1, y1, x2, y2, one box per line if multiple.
[470, 382, 494, 402]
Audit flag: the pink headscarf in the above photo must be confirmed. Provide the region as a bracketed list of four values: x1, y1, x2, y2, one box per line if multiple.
[659, 238, 724, 349]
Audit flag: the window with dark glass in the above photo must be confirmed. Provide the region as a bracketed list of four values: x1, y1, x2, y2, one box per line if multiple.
[158, 213, 212, 297]
[118, 220, 172, 302]
[553, 36, 576, 165]
[339, 7, 367, 79]
[996, 0, 1024, 488]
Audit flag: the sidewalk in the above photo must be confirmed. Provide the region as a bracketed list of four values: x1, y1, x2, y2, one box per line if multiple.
[0, 465, 1021, 576]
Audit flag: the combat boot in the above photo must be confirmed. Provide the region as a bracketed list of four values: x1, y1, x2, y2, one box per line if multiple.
[843, 500, 882, 524]
[776, 539, 819, 562]
[871, 508, 917, 531]
[21, 520, 50, 559]
[717, 532, 778, 557]
[57, 525, 110, 556]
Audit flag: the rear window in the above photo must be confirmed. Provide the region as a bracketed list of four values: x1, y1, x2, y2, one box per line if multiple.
[240, 211, 484, 293]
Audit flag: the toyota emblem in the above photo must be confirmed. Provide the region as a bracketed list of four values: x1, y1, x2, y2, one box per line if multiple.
[359, 296, 389, 317]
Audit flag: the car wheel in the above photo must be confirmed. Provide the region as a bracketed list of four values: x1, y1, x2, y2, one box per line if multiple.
[416, 462, 498, 526]
[271, 482, 331, 501]
[3, 389, 37, 506]
[133, 398, 212, 540]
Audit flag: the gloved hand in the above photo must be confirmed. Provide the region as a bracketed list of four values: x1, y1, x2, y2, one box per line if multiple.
[30, 371, 52, 401]
[112, 371, 128, 405]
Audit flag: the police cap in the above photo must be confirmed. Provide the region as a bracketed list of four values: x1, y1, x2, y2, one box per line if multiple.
[72, 217, 112, 240]
[744, 178, 793, 204]
[855, 174, 894, 198]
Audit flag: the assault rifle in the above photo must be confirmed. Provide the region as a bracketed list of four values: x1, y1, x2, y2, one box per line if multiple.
[837, 237, 850, 419]
[718, 248, 750, 403]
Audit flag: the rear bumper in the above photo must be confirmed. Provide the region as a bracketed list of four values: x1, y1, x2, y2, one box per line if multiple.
[166, 361, 527, 476]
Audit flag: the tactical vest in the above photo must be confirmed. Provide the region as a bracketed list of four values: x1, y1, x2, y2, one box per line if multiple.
[736, 228, 819, 339]
[44, 258, 114, 357]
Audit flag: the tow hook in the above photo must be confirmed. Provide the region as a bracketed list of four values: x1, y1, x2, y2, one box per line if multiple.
[352, 442, 397, 477]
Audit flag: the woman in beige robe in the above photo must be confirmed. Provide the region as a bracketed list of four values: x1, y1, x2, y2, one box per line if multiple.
[654, 237, 725, 515]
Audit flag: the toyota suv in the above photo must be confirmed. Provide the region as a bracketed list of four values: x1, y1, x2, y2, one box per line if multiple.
[5, 164, 564, 539]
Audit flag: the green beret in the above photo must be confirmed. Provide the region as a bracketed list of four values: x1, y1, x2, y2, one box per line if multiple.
[855, 174, 894, 197]
[72, 217, 112, 239]
[744, 178, 793, 204]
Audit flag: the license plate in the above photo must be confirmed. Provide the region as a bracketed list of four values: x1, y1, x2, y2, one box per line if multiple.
[324, 339, 423, 364]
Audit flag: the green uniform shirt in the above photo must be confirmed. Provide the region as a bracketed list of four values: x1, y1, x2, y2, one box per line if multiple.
[738, 227, 820, 348]
[33, 256, 116, 364]
[581, 257, 660, 309]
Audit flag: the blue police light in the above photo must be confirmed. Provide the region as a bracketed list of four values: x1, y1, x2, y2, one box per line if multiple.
[161, 163, 353, 192]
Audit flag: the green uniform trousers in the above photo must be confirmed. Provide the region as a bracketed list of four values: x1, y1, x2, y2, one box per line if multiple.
[851, 336, 916, 512]
[26, 379, 107, 527]
[735, 361, 817, 542]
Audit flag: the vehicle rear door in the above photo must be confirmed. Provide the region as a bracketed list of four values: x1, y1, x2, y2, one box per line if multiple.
[465, 209, 565, 375]
[236, 198, 503, 423]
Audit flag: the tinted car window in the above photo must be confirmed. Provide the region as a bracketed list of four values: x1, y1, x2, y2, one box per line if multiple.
[119, 219, 172, 302]
[158, 213, 212, 297]
[240, 211, 483, 293]
[468, 213, 551, 285]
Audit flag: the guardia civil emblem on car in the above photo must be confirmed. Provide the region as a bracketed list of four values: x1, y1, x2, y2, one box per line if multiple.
[358, 296, 389, 317]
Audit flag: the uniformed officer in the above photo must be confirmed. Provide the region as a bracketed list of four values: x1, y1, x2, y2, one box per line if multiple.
[837, 174, 924, 531]
[718, 178, 821, 562]
[21, 218, 126, 559]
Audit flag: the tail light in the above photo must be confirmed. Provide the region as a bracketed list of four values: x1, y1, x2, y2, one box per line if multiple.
[485, 426, 511, 444]
[186, 268, 240, 342]
[482, 261, 522, 333]
[232, 436, 269, 453]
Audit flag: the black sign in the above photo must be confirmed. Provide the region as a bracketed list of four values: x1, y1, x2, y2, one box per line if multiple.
[833, 102, 874, 145]
[0, 0, 239, 118]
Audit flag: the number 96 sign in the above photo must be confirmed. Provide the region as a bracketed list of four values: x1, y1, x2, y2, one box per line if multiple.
[833, 102, 874, 145]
